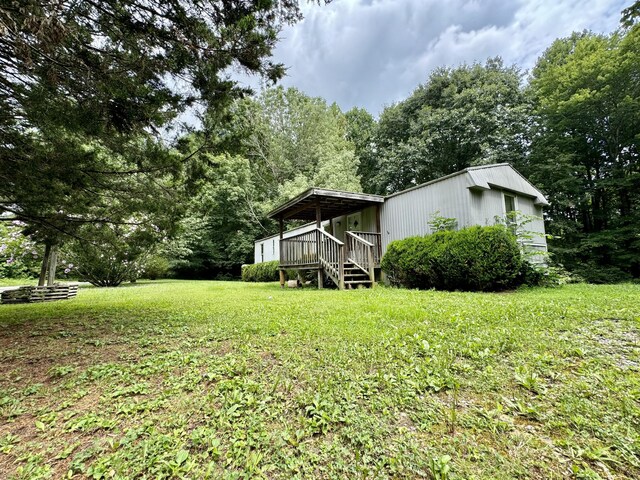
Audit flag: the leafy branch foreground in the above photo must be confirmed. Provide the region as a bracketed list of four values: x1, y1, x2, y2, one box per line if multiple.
[0, 282, 638, 479]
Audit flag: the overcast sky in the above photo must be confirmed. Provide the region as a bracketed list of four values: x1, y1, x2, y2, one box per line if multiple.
[241, 0, 626, 116]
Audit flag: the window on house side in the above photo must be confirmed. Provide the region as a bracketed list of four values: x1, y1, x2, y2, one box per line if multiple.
[504, 194, 517, 234]
[504, 194, 516, 214]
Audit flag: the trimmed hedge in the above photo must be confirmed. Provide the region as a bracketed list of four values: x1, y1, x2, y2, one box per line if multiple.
[241, 262, 298, 283]
[241, 261, 280, 282]
[381, 225, 523, 291]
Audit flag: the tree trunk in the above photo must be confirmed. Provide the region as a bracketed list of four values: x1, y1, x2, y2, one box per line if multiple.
[38, 244, 51, 286]
[47, 245, 58, 286]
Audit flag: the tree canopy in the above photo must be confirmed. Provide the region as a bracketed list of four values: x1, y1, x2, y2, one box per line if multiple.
[372, 58, 528, 194]
[0, 0, 302, 240]
[524, 27, 640, 280]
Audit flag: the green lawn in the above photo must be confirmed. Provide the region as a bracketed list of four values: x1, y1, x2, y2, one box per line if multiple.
[0, 281, 639, 479]
[0, 278, 36, 288]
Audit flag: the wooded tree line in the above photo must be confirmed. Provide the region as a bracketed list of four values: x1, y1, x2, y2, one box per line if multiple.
[179, 22, 638, 282]
[364, 27, 639, 282]
[0, 0, 308, 283]
[1, 1, 638, 283]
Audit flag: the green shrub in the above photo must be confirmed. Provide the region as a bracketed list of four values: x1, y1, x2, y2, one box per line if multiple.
[0, 221, 41, 279]
[241, 261, 280, 282]
[381, 225, 523, 291]
[66, 223, 157, 287]
[142, 255, 170, 280]
[241, 262, 299, 283]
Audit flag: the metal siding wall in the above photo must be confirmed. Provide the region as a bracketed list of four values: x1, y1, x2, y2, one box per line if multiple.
[361, 206, 377, 232]
[470, 188, 547, 248]
[471, 188, 503, 226]
[380, 174, 473, 253]
[380, 176, 548, 257]
[517, 199, 547, 246]
[333, 215, 347, 241]
[254, 237, 279, 263]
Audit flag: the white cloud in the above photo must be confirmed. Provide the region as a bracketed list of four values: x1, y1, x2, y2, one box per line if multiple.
[254, 0, 626, 115]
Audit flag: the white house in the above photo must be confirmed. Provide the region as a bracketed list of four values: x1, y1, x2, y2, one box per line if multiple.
[254, 163, 549, 289]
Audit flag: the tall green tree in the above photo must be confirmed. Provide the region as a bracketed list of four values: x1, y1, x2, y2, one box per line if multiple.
[622, 1, 640, 27]
[374, 58, 529, 193]
[168, 87, 362, 277]
[345, 107, 377, 193]
[225, 86, 361, 206]
[0, 0, 303, 240]
[526, 28, 640, 280]
[168, 153, 261, 278]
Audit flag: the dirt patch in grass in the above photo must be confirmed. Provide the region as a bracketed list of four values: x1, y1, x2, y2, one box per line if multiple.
[589, 318, 640, 369]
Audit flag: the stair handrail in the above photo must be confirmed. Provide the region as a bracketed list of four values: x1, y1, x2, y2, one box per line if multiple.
[347, 231, 381, 266]
[345, 231, 375, 284]
[317, 228, 344, 246]
[317, 228, 344, 289]
[345, 231, 373, 247]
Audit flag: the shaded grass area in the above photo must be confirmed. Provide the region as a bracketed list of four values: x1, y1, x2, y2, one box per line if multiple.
[0, 278, 37, 288]
[0, 281, 639, 479]
[0, 278, 85, 288]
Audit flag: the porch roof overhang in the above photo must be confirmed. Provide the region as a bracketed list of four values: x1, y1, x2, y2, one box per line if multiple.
[267, 188, 384, 221]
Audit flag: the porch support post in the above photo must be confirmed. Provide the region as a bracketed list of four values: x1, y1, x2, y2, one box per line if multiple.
[278, 216, 285, 288]
[338, 244, 345, 290]
[316, 199, 323, 289]
[375, 205, 382, 262]
[315, 199, 322, 228]
[367, 245, 375, 286]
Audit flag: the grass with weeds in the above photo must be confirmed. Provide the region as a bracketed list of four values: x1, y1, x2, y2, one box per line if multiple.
[0, 278, 36, 288]
[0, 281, 639, 479]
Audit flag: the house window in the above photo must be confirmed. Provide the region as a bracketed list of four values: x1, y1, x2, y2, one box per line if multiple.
[503, 193, 517, 233]
[272, 240, 275, 255]
[504, 193, 516, 214]
[260, 243, 264, 263]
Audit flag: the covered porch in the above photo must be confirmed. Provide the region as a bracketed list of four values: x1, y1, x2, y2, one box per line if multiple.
[268, 188, 384, 289]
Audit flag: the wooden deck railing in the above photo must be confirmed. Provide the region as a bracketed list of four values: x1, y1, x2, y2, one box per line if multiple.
[347, 232, 381, 265]
[280, 228, 380, 289]
[280, 229, 318, 267]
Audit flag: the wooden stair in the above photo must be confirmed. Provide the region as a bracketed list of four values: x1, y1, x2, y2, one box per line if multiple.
[342, 262, 373, 289]
[280, 228, 379, 290]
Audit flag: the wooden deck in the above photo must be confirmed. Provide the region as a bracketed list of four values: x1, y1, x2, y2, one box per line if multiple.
[279, 229, 381, 289]
[267, 186, 384, 290]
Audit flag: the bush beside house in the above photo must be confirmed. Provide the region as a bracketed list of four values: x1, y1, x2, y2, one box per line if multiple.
[381, 225, 524, 291]
[241, 261, 301, 283]
[242, 261, 290, 283]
